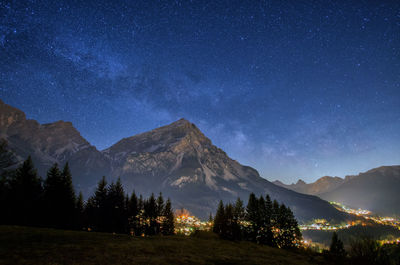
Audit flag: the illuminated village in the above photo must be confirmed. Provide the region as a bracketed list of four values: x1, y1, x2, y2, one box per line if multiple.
[330, 201, 400, 230]
[173, 201, 400, 238]
[174, 209, 212, 235]
[171, 202, 400, 252]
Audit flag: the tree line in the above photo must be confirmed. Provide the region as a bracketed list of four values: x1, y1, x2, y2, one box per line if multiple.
[212, 193, 302, 249]
[0, 156, 174, 236]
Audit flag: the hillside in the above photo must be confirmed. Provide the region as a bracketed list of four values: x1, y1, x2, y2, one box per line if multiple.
[319, 166, 400, 216]
[275, 166, 400, 216]
[0, 226, 332, 265]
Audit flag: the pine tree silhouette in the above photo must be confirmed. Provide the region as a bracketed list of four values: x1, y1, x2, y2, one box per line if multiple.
[330, 232, 346, 257]
[213, 200, 225, 235]
[9, 156, 43, 226]
[162, 198, 175, 235]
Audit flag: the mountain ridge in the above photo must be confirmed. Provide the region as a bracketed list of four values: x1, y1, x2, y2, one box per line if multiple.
[276, 166, 400, 216]
[0, 99, 347, 221]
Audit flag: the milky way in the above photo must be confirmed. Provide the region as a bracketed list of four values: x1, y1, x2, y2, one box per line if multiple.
[1, 0, 399, 183]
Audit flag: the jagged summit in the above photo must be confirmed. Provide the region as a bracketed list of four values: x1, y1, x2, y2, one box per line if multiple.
[43, 120, 74, 127]
[296, 179, 306, 185]
[103, 118, 211, 157]
[0, 99, 27, 130]
[0, 99, 107, 186]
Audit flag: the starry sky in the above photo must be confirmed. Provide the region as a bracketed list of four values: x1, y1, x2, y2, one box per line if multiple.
[1, 0, 399, 184]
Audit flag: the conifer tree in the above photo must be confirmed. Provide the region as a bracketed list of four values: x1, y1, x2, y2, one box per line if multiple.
[137, 194, 145, 236]
[271, 199, 280, 226]
[330, 232, 346, 257]
[156, 192, 164, 234]
[9, 156, 43, 226]
[43, 163, 63, 227]
[75, 191, 84, 229]
[256, 196, 268, 244]
[145, 193, 157, 235]
[107, 178, 126, 233]
[127, 191, 139, 235]
[265, 195, 273, 223]
[287, 206, 302, 246]
[213, 200, 225, 235]
[275, 204, 301, 248]
[60, 163, 76, 228]
[264, 194, 274, 246]
[208, 213, 213, 223]
[246, 193, 259, 241]
[224, 203, 234, 240]
[162, 198, 175, 235]
[89, 176, 108, 231]
[156, 192, 164, 216]
[233, 198, 245, 240]
[234, 198, 245, 222]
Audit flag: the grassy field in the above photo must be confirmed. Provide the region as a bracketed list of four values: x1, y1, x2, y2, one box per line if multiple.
[0, 226, 332, 265]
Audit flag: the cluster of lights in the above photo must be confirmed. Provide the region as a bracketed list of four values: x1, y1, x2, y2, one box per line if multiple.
[330, 201, 372, 216]
[300, 219, 350, 231]
[379, 238, 400, 245]
[330, 201, 400, 230]
[174, 214, 212, 235]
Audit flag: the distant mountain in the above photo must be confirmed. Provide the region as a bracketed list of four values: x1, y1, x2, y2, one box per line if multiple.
[273, 176, 345, 195]
[319, 166, 400, 216]
[0, 99, 347, 222]
[275, 166, 400, 216]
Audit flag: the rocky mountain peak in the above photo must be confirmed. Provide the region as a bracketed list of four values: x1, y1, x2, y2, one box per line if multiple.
[104, 118, 211, 157]
[0, 100, 27, 131]
[296, 179, 306, 185]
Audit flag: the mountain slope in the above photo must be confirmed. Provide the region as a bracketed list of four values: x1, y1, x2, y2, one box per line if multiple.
[319, 166, 400, 216]
[0, 100, 347, 222]
[103, 119, 346, 221]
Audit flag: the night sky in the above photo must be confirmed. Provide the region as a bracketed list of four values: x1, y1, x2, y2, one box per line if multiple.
[1, 0, 399, 184]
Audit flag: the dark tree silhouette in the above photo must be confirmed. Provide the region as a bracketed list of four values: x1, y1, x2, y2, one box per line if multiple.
[86, 176, 108, 231]
[156, 192, 164, 234]
[61, 163, 77, 228]
[233, 198, 245, 240]
[107, 178, 126, 233]
[246, 193, 259, 241]
[8, 156, 43, 226]
[162, 198, 175, 235]
[1, 158, 176, 237]
[144, 193, 158, 235]
[43, 163, 63, 227]
[75, 191, 84, 229]
[330, 232, 346, 257]
[213, 200, 225, 235]
[127, 191, 139, 235]
[213, 194, 302, 249]
[264, 194, 274, 246]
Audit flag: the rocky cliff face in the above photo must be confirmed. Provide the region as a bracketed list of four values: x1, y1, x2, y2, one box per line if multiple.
[0, 100, 347, 222]
[103, 119, 346, 221]
[0, 99, 110, 189]
[103, 119, 259, 194]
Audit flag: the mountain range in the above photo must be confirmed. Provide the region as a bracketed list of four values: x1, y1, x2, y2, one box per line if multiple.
[0, 99, 348, 222]
[275, 166, 400, 216]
